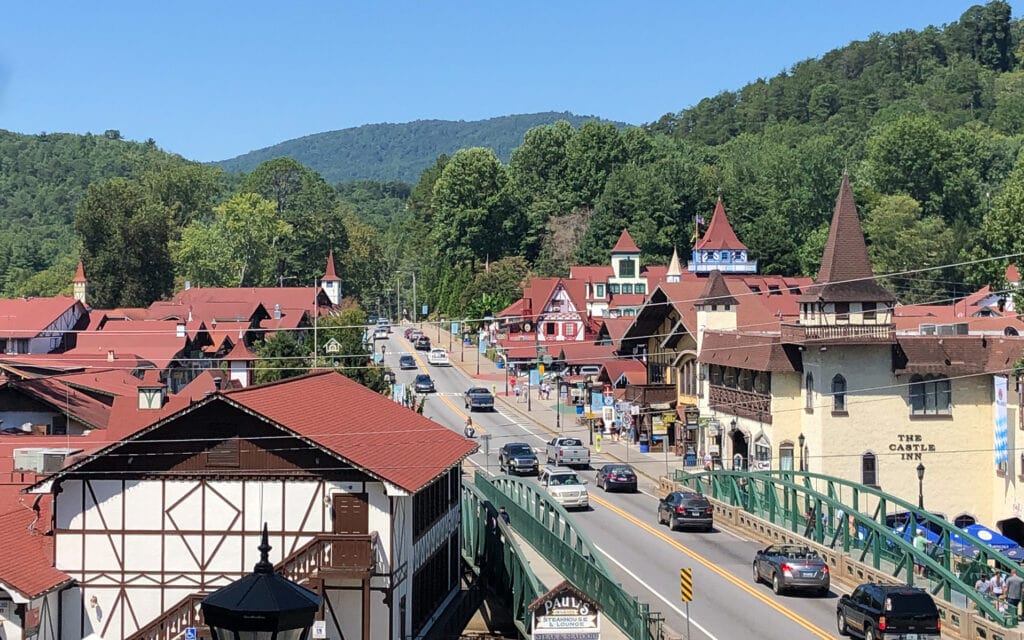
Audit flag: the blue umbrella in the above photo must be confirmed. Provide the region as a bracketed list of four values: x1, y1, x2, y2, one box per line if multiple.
[952, 524, 1022, 557]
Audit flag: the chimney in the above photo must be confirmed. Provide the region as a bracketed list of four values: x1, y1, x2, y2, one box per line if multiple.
[107, 350, 115, 362]
[213, 376, 223, 389]
[274, 304, 282, 320]
[185, 280, 191, 290]
[176, 323, 186, 338]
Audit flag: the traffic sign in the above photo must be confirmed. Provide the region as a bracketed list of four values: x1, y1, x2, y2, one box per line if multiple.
[680, 568, 693, 602]
[184, 628, 197, 640]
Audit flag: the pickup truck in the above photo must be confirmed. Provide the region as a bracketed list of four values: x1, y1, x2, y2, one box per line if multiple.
[538, 467, 589, 510]
[498, 442, 539, 476]
[464, 387, 495, 412]
[545, 437, 590, 468]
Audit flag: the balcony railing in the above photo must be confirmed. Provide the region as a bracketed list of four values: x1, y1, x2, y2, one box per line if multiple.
[128, 532, 378, 640]
[780, 322, 894, 344]
[708, 385, 772, 423]
[625, 383, 676, 406]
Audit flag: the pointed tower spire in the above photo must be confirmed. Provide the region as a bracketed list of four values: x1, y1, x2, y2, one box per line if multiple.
[611, 229, 640, 254]
[801, 173, 894, 304]
[688, 198, 757, 274]
[666, 247, 682, 283]
[320, 251, 342, 305]
[72, 261, 89, 305]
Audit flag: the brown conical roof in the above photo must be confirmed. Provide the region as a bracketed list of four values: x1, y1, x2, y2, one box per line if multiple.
[73, 261, 88, 283]
[323, 250, 339, 280]
[696, 198, 747, 251]
[697, 270, 738, 307]
[800, 174, 894, 304]
[611, 229, 640, 253]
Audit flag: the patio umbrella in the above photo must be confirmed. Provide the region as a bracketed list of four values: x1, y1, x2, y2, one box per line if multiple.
[951, 524, 1022, 557]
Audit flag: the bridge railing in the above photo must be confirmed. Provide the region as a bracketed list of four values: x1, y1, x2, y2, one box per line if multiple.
[673, 468, 1017, 628]
[476, 471, 664, 640]
[461, 477, 545, 638]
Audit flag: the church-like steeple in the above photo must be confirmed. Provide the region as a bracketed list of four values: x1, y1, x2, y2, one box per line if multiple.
[320, 251, 342, 305]
[688, 198, 757, 274]
[666, 247, 682, 283]
[788, 174, 895, 343]
[800, 173, 894, 305]
[72, 261, 89, 305]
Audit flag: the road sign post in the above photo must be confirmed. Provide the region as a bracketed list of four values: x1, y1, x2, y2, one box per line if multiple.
[480, 433, 492, 470]
[680, 567, 693, 639]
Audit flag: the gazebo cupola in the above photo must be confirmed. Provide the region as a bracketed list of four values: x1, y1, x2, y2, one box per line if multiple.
[689, 197, 757, 274]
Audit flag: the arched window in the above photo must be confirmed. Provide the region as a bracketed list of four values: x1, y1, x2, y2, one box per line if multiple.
[805, 373, 814, 411]
[754, 371, 770, 394]
[709, 365, 722, 386]
[954, 513, 976, 528]
[832, 374, 847, 413]
[779, 442, 794, 471]
[862, 452, 877, 487]
[909, 374, 952, 415]
[739, 369, 753, 392]
[723, 367, 738, 388]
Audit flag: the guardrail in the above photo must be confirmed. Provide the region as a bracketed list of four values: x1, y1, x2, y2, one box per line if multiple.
[476, 471, 664, 640]
[668, 469, 1022, 637]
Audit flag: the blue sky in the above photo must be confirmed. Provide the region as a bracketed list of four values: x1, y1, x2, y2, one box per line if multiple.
[0, 1, 1001, 162]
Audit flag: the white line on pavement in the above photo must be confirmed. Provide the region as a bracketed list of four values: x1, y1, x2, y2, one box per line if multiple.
[593, 543, 719, 640]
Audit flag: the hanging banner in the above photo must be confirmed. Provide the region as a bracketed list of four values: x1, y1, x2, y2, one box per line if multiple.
[995, 375, 1009, 468]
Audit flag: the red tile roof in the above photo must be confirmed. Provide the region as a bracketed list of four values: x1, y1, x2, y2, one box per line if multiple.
[498, 298, 529, 319]
[695, 198, 747, 251]
[601, 359, 647, 385]
[551, 342, 615, 366]
[71, 321, 188, 370]
[611, 229, 640, 253]
[0, 486, 71, 597]
[221, 371, 476, 493]
[174, 286, 331, 316]
[73, 261, 87, 283]
[597, 317, 634, 344]
[569, 265, 613, 283]
[0, 297, 83, 339]
[1007, 264, 1020, 284]
[607, 294, 647, 308]
[700, 331, 801, 371]
[223, 339, 257, 361]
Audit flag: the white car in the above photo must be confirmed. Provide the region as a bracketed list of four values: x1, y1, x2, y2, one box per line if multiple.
[373, 328, 388, 340]
[427, 348, 450, 366]
[538, 468, 589, 510]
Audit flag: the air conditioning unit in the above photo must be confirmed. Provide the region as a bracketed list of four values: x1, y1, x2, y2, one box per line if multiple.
[13, 448, 81, 474]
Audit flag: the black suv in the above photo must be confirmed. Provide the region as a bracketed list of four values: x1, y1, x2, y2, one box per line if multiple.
[657, 491, 713, 532]
[498, 442, 539, 476]
[837, 583, 941, 640]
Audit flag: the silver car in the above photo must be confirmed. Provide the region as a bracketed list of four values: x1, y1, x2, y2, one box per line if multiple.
[752, 544, 830, 596]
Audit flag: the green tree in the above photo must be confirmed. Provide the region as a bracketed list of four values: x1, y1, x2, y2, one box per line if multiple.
[143, 163, 225, 232]
[74, 178, 173, 308]
[460, 256, 531, 311]
[316, 307, 388, 393]
[174, 193, 292, 287]
[253, 330, 308, 384]
[863, 194, 954, 303]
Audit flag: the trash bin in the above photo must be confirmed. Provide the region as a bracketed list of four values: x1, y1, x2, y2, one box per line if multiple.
[496, 360, 504, 369]
[576, 404, 584, 415]
[639, 442, 650, 453]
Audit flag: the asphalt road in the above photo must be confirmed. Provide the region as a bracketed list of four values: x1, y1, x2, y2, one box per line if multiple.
[380, 331, 843, 639]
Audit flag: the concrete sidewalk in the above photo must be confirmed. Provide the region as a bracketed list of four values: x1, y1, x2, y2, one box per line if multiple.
[435, 325, 688, 491]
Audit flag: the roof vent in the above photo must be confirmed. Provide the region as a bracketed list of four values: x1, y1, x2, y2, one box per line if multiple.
[107, 350, 115, 362]
[176, 323, 186, 338]
[185, 280, 191, 290]
[274, 304, 282, 320]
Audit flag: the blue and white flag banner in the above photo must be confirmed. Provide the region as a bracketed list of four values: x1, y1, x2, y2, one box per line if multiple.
[995, 375, 1009, 466]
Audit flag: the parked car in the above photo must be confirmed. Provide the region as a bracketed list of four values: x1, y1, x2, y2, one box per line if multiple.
[657, 491, 714, 532]
[498, 442, 539, 475]
[538, 467, 589, 510]
[399, 355, 417, 370]
[464, 387, 495, 412]
[595, 464, 637, 492]
[373, 328, 388, 340]
[837, 583, 941, 639]
[413, 374, 435, 393]
[545, 437, 590, 468]
[578, 365, 602, 379]
[414, 336, 432, 351]
[752, 544, 830, 596]
[428, 348, 450, 366]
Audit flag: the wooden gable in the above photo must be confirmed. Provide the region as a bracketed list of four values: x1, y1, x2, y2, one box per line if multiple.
[56, 400, 371, 483]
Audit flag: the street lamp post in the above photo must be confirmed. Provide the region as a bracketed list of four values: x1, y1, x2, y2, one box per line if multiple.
[917, 463, 926, 510]
[798, 432, 806, 472]
[554, 374, 562, 431]
[476, 331, 481, 376]
[201, 524, 321, 640]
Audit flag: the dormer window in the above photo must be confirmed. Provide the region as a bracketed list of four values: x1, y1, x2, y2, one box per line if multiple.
[768, 285, 780, 295]
[609, 284, 620, 295]
[622, 283, 633, 294]
[595, 284, 605, 298]
[635, 283, 646, 295]
[618, 258, 636, 278]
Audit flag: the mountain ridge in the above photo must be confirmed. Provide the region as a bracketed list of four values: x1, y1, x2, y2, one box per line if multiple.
[213, 111, 629, 183]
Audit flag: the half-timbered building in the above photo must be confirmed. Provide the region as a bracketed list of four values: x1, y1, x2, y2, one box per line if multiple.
[26, 370, 475, 640]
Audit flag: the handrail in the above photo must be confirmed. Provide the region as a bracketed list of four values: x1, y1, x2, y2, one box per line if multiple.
[477, 471, 664, 640]
[674, 468, 1015, 627]
[127, 592, 207, 640]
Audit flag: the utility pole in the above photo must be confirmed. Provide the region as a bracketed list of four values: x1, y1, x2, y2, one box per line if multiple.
[411, 272, 417, 325]
[396, 273, 401, 323]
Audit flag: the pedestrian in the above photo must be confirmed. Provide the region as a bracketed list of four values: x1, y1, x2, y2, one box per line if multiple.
[498, 506, 510, 525]
[703, 451, 713, 471]
[993, 571, 1007, 600]
[913, 529, 928, 577]
[804, 505, 816, 536]
[1005, 568, 1023, 616]
[610, 419, 620, 442]
[514, 384, 521, 402]
[976, 573, 993, 597]
[464, 416, 475, 438]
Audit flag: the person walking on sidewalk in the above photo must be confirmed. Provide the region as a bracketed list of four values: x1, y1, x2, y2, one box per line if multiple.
[1005, 568, 1023, 617]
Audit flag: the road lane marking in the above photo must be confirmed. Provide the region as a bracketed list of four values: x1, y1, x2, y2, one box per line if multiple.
[593, 544, 718, 640]
[589, 493, 833, 640]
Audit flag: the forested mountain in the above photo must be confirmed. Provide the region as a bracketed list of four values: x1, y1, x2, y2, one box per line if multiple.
[213, 112, 626, 183]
